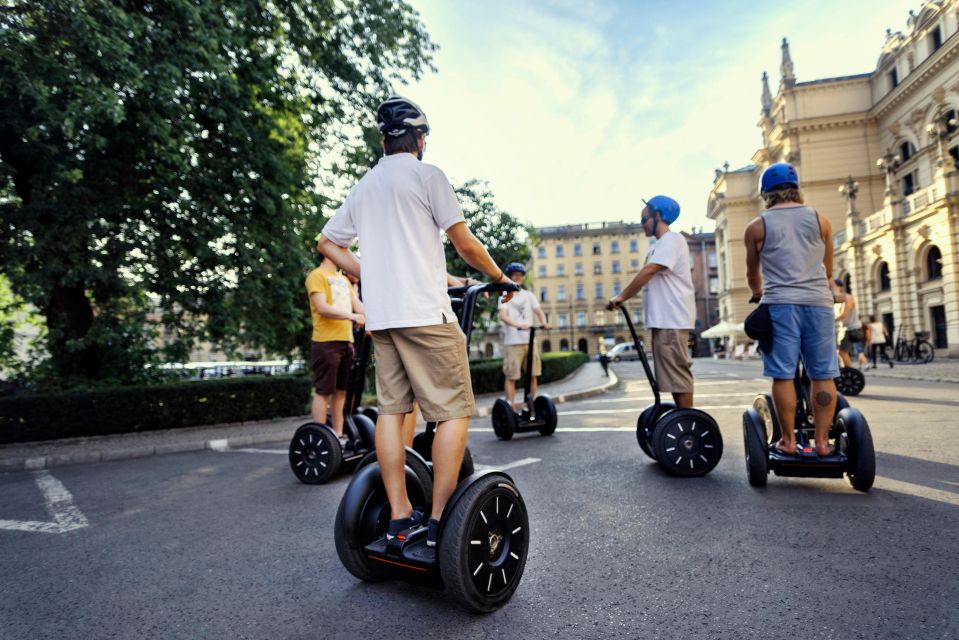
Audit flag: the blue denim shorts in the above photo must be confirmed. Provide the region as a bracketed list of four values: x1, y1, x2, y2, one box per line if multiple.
[762, 304, 840, 380]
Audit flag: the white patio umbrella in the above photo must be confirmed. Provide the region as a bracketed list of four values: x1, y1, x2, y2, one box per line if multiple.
[700, 320, 746, 339]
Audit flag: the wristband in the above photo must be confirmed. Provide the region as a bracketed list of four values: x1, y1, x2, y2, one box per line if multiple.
[494, 270, 505, 282]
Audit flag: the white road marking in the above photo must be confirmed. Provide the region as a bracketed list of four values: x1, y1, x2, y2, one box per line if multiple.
[0, 471, 89, 534]
[558, 405, 749, 416]
[574, 392, 760, 405]
[474, 458, 541, 472]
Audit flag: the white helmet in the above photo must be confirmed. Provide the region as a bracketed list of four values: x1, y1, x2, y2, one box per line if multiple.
[376, 96, 430, 138]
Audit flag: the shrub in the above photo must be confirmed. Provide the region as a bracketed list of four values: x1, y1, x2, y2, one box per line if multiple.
[468, 351, 589, 395]
[0, 375, 311, 444]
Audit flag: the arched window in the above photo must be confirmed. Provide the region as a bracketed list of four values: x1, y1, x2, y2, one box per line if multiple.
[559, 338, 569, 352]
[878, 261, 891, 292]
[926, 245, 943, 281]
[900, 141, 916, 162]
[542, 340, 552, 353]
[843, 273, 852, 294]
[577, 338, 588, 353]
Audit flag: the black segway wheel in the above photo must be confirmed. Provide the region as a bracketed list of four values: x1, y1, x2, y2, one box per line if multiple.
[533, 395, 557, 436]
[636, 402, 675, 460]
[491, 399, 517, 441]
[650, 409, 723, 477]
[439, 474, 529, 613]
[830, 394, 850, 440]
[836, 408, 875, 492]
[412, 430, 475, 483]
[355, 448, 434, 490]
[360, 406, 379, 424]
[334, 454, 433, 582]
[835, 367, 865, 397]
[289, 423, 342, 485]
[752, 394, 779, 444]
[742, 408, 768, 487]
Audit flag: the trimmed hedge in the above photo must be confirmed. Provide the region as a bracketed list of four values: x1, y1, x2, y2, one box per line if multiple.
[468, 351, 589, 395]
[0, 375, 311, 445]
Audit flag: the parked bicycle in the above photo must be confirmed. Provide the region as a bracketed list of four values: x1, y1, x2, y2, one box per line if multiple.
[893, 325, 935, 364]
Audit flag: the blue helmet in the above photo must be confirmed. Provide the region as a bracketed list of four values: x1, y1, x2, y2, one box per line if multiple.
[505, 262, 526, 276]
[760, 162, 799, 193]
[643, 195, 680, 224]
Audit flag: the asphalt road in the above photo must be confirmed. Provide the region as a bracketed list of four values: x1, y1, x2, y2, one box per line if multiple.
[2, 360, 958, 640]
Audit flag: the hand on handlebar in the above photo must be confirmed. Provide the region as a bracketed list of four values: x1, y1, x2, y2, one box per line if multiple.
[748, 292, 762, 304]
[605, 295, 624, 311]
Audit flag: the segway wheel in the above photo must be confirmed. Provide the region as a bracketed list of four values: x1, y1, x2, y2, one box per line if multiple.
[533, 395, 557, 436]
[412, 430, 476, 483]
[830, 394, 850, 440]
[650, 409, 723, 477]
[742, 408, 768, 487]
[334, 456, 433, 582]
[491, 399, 517, 441]
[636, 402, 675, 460]
[835, 367, 865, 397]
[355, 448, 434, 491]
[837, 408, 875, 492]
[289, 423, 342, 485]
[351, 412, 376, 451]
[752, 394, 779, 444]
[439, 474, 529, 613]
[360, 406, 379, 424]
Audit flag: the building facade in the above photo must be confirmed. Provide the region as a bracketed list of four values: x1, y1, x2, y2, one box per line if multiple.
[708, 1, 959, 356]
[685, 230, 720, 356]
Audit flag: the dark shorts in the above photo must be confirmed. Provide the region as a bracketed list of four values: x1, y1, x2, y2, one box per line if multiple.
[310, 341, 354, 395]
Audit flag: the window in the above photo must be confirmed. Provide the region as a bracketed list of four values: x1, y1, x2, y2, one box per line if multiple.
[575, 282, 585, 300]
[557, 285, 567, 301]
[926, 245, 943, 281]
[558, 313, 568, 329]
[613, 281, 622, 295]
[632, 310, 641, 324]
[592, 242, 601, 255]
[576, 311, 586, 327]
[611, 240, 620, 254]
[630, 258, 639, 270]
[612, 260, 620, 273]
[709, 277, 719, 294]
[593, 262, 602, 275]
[614, 311, 624, 325]
[889, 68, 899, 90]
[555, 244, 564, 257]
[538, 265, 547, 277]
[573, 243, 582, 256]
[574, 262, 583, 275]
[902, 171, 916, 196]
[594, 282, 603, 298]
[878, 262, 891, 292]
[542, 339, 552, 353]
[539, 286, 549, 302]
[629, 239, 638, 253]
[900, 141, 916, 162]
[707, 252, 717, 268]
[595, 311, 606, 325]
[537, 246, 545, 258]
[931, 26, 943, 52]
[560, 338, 569, 351]
[556, 264, 566, 277]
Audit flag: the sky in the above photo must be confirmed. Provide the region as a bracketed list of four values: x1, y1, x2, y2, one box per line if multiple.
[400, 0, 921, 233]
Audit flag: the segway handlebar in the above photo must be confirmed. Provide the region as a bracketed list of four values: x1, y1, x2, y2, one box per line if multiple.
[619, 305, 660, 407]
[448, 282, 520, 344]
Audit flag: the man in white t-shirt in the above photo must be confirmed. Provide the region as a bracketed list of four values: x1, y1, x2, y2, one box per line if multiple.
[317, 96, 514, 548]
[498, 262, 550, 409]
[607, 195, 696, 407]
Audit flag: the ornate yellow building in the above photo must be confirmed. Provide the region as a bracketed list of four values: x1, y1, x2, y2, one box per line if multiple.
[708, 1, 959, 356]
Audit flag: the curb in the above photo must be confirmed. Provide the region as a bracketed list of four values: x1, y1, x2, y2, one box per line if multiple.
[0, 370, 620, 473]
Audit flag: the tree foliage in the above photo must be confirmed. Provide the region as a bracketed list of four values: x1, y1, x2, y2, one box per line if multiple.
[0, 1, 435, 388]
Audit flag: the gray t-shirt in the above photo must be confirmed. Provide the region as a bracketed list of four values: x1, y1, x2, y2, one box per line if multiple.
[758, 206, 833, 307]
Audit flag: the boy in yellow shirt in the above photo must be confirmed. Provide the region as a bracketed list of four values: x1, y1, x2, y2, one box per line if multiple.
[305, 257, 365, 446]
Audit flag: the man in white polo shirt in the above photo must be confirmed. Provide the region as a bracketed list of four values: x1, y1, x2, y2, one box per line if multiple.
[498, 262, 550, 409]
[606, 195, 696, 407]
[317, 96, 513, 548]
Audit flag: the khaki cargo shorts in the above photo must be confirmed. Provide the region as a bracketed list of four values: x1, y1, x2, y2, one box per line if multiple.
[503, 344, 542, 381]
[371, 322, 475, 422]
[651, 328, 693, 394]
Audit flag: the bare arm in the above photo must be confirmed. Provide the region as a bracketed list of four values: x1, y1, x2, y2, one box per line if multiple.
[316, 236, 361, 280]
[744, 217, 763, 300]
[818, 213, 841, 302]
[351, 287, 364, 314]
[446, 222, 514, 301]
[606, 262, 665, 309]
[310, 291, 363, 324]
[534, 306, 550, 329]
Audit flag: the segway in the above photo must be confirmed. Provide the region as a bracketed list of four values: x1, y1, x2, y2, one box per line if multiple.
[288, 327, 377, 485]
[335, 282, 530, 613]
[742, 359, 875, 492]
[491, 326, 557, 440]
[835, 366, 865, 397]
[622, 306, 724, 476]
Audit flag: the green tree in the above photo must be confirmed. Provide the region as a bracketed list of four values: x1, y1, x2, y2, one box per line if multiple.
[0, 1, 434, 388]
[446, 179, 531, 278]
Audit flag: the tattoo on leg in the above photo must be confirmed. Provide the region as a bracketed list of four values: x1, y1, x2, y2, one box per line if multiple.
[815, 391, 832, 407]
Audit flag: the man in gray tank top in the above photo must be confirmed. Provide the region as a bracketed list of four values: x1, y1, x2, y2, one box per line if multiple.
[744, 162, 842, 457]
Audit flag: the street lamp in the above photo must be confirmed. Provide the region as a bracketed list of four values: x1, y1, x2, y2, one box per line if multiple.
[876, 150, 901, 198]
[926, 105, 957, 169]
[837, 175, 859, 216]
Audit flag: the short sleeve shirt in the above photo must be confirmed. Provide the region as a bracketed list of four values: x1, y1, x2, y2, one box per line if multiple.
[642, 231, 696, 329]
[306, 267, 354, 343]
[321, 153, 466, 331]
[498, 289, 540, 346]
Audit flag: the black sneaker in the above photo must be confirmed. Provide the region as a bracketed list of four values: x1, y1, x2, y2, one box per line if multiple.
[386, 509, 424, 540]
[426, 518, 440, 548]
